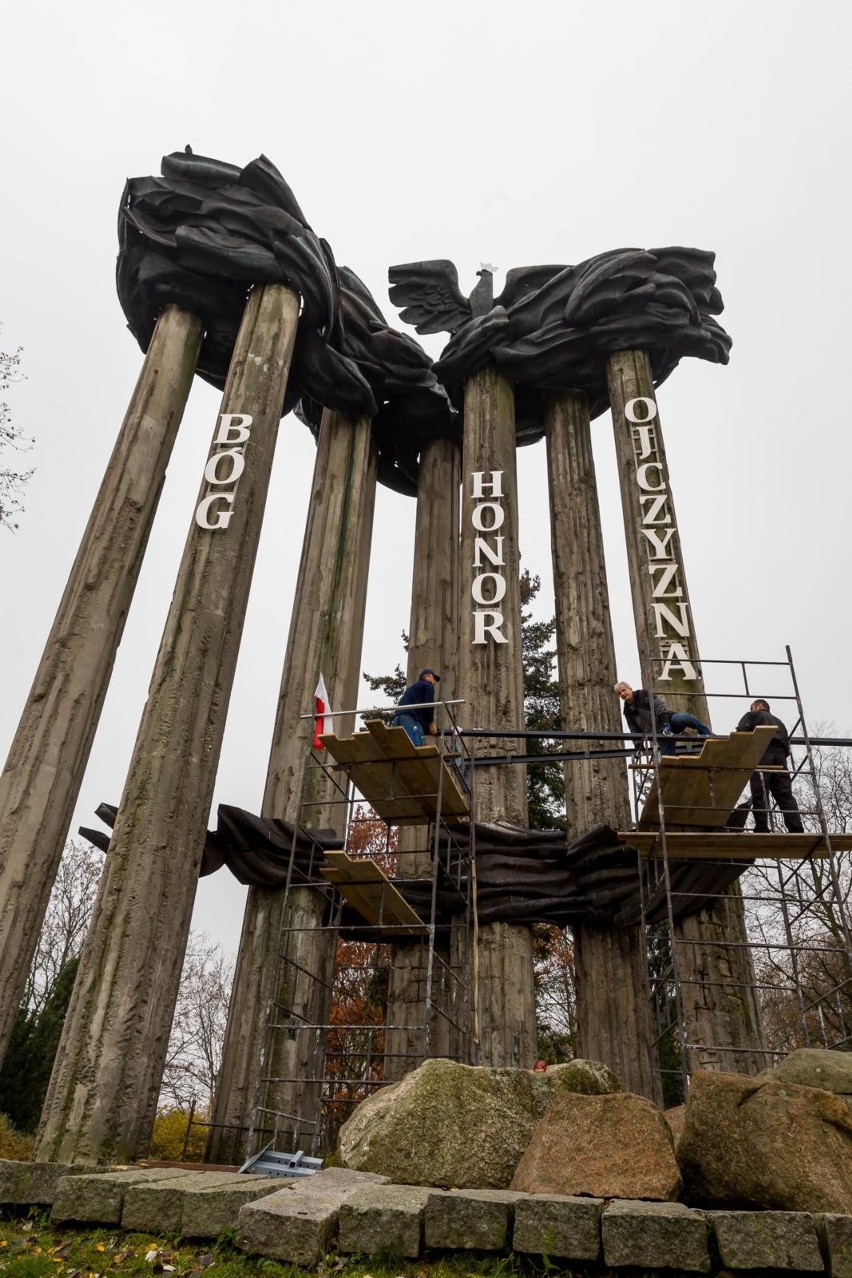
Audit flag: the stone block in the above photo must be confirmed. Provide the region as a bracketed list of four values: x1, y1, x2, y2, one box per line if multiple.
[816, 1214, 852, 1278]
[602, 1199, 710, 1272]
[512, 1193, 602, 1260]
[180, 1175, 285, 1238]
[511, 1091, 681, 1200]
[237, 1168, 388, 1267]
[338, 1184, 431, 1258]
[712, 1209, 823, 1271]
[121, 1171, 249, 1233]
[679, 1071, 852, 1213]
[0, 1160, 105, 1206]
[51, 1167, 194, 1225]
[424, 1188, 524, 1250]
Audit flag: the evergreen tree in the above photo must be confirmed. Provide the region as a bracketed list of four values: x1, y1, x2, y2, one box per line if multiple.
[0, 957, 79, 1131]
[520, 570, 564, 830]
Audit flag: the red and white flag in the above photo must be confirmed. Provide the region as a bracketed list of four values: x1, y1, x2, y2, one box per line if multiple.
[313, 674, 333, 748]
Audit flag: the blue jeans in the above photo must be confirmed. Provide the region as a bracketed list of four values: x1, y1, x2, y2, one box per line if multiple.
[392, 712, 424, 746]
[659, 712, 711, 756]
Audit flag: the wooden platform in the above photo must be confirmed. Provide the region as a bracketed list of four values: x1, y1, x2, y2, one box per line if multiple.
[618, 727, 852, 861]
[319, 849, 428, 934]
[622, 830, 852, 861]
[320, 720, 470, 825]
[638, 727, 778, 829]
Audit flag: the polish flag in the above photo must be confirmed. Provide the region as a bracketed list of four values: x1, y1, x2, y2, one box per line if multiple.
[313, 674, 333, 748]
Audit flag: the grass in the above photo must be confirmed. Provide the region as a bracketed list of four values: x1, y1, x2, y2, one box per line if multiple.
[0, 1219, 582, 1278]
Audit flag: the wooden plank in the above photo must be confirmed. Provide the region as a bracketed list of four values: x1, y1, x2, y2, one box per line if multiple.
[639, 728, 778, 829]
[618, 830, 852, 861]
[364, 721, 470, 815]
[319, 726, 469, 823]
[320, 850, 428, 934]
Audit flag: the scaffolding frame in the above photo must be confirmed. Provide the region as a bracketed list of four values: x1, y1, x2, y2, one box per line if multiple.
[629, 646, 852, 1102]
[248, 698, 478, 1155]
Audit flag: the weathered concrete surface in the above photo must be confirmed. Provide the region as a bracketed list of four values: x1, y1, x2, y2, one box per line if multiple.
[457, 365, 535, 1068]
[424, 1189, 524, 1251]
[121, 1172, 241, 1232]
[385, 433, 461, 1080]
[210, 407, 377, 1163]
[338, 1183, 431, 1258]
[602, 1199, 711, 1273]
[545, 389, 659, 1104]
[181, 1175, 286, 1238]
[512, 1193, 603, 1260]
[816, 1213, 852, 1278]
[511, 1092, 681, 1201]
[236, 1168, 388, 1268]
[712, 1209, 824, 1271]
[607, 348, 766, 1077]
[339, 1059, 543, 1188]
[761, 1047, 852, 1095]
[0, 305, 202, 1068]
[120, 1171, 281, 1235]
[678, 1070, 852, 1212]
[37, 285, 299, 1166]
[0, 1159, 105, 1206]
[52, 1168, 194, 1224]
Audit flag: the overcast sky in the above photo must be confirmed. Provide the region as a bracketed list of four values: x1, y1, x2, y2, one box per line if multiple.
[2, 0, 850, 957]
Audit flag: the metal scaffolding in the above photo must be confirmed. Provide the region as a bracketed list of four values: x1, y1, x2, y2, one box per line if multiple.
[249, 698, 477, 1154]
[630, 647, 852, 1102]
[225, 649, 852, 1151]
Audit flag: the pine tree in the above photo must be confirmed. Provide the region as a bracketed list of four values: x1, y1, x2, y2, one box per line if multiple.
[363, 577, 564, 828]
[0, 957, 79, 1131]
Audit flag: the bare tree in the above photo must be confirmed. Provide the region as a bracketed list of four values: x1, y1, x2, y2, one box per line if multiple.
[533, 924, 577, 1059]
[742, 736, 852, 1055]
[0, 331, 33, 531]
[24, 838, 104, 1013]
[160, 932, 234, 1110]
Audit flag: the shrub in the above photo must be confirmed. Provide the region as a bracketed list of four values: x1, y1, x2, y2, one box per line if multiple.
[0, 1112, 35, 1159]
[149, 1107, 208, 1161]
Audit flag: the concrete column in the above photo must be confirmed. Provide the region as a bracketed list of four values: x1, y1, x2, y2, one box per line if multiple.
[207, 408, 377, 1163]
[457, 365, 536, 1068]
[545, 390, 660, 1100]
[0, 305, 202, 1068]
[384, 435, 461, 1080]
[606, 348, 765, 1075]
[35, 284, 299, 1165]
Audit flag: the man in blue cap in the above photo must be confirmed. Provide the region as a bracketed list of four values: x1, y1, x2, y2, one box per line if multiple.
[392, 668, 440, 746]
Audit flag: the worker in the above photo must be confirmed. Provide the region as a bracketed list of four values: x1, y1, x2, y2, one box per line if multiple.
[736, 699, 803, 833]
[391, 668, 440, 746]
[614, 681, 712, 756]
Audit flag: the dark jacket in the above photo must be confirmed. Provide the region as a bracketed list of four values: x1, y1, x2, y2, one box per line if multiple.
[736, 709, 791, 759]
[622, 689, 671, 737]
[396, 678, 436, 731]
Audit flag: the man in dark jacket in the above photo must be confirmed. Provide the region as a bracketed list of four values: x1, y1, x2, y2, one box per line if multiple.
[614, 681, 712, 756]
[736, 698, 803, 833]
[392, 668, 440, 746]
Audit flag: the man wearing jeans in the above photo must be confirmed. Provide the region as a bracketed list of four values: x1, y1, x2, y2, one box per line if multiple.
[736, 698, 803, 833]
[614, 681, 712, 756]
[392, 668, 440, 746]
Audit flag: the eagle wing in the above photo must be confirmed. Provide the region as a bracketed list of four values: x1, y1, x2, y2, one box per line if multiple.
[388, 259, 471, 335]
